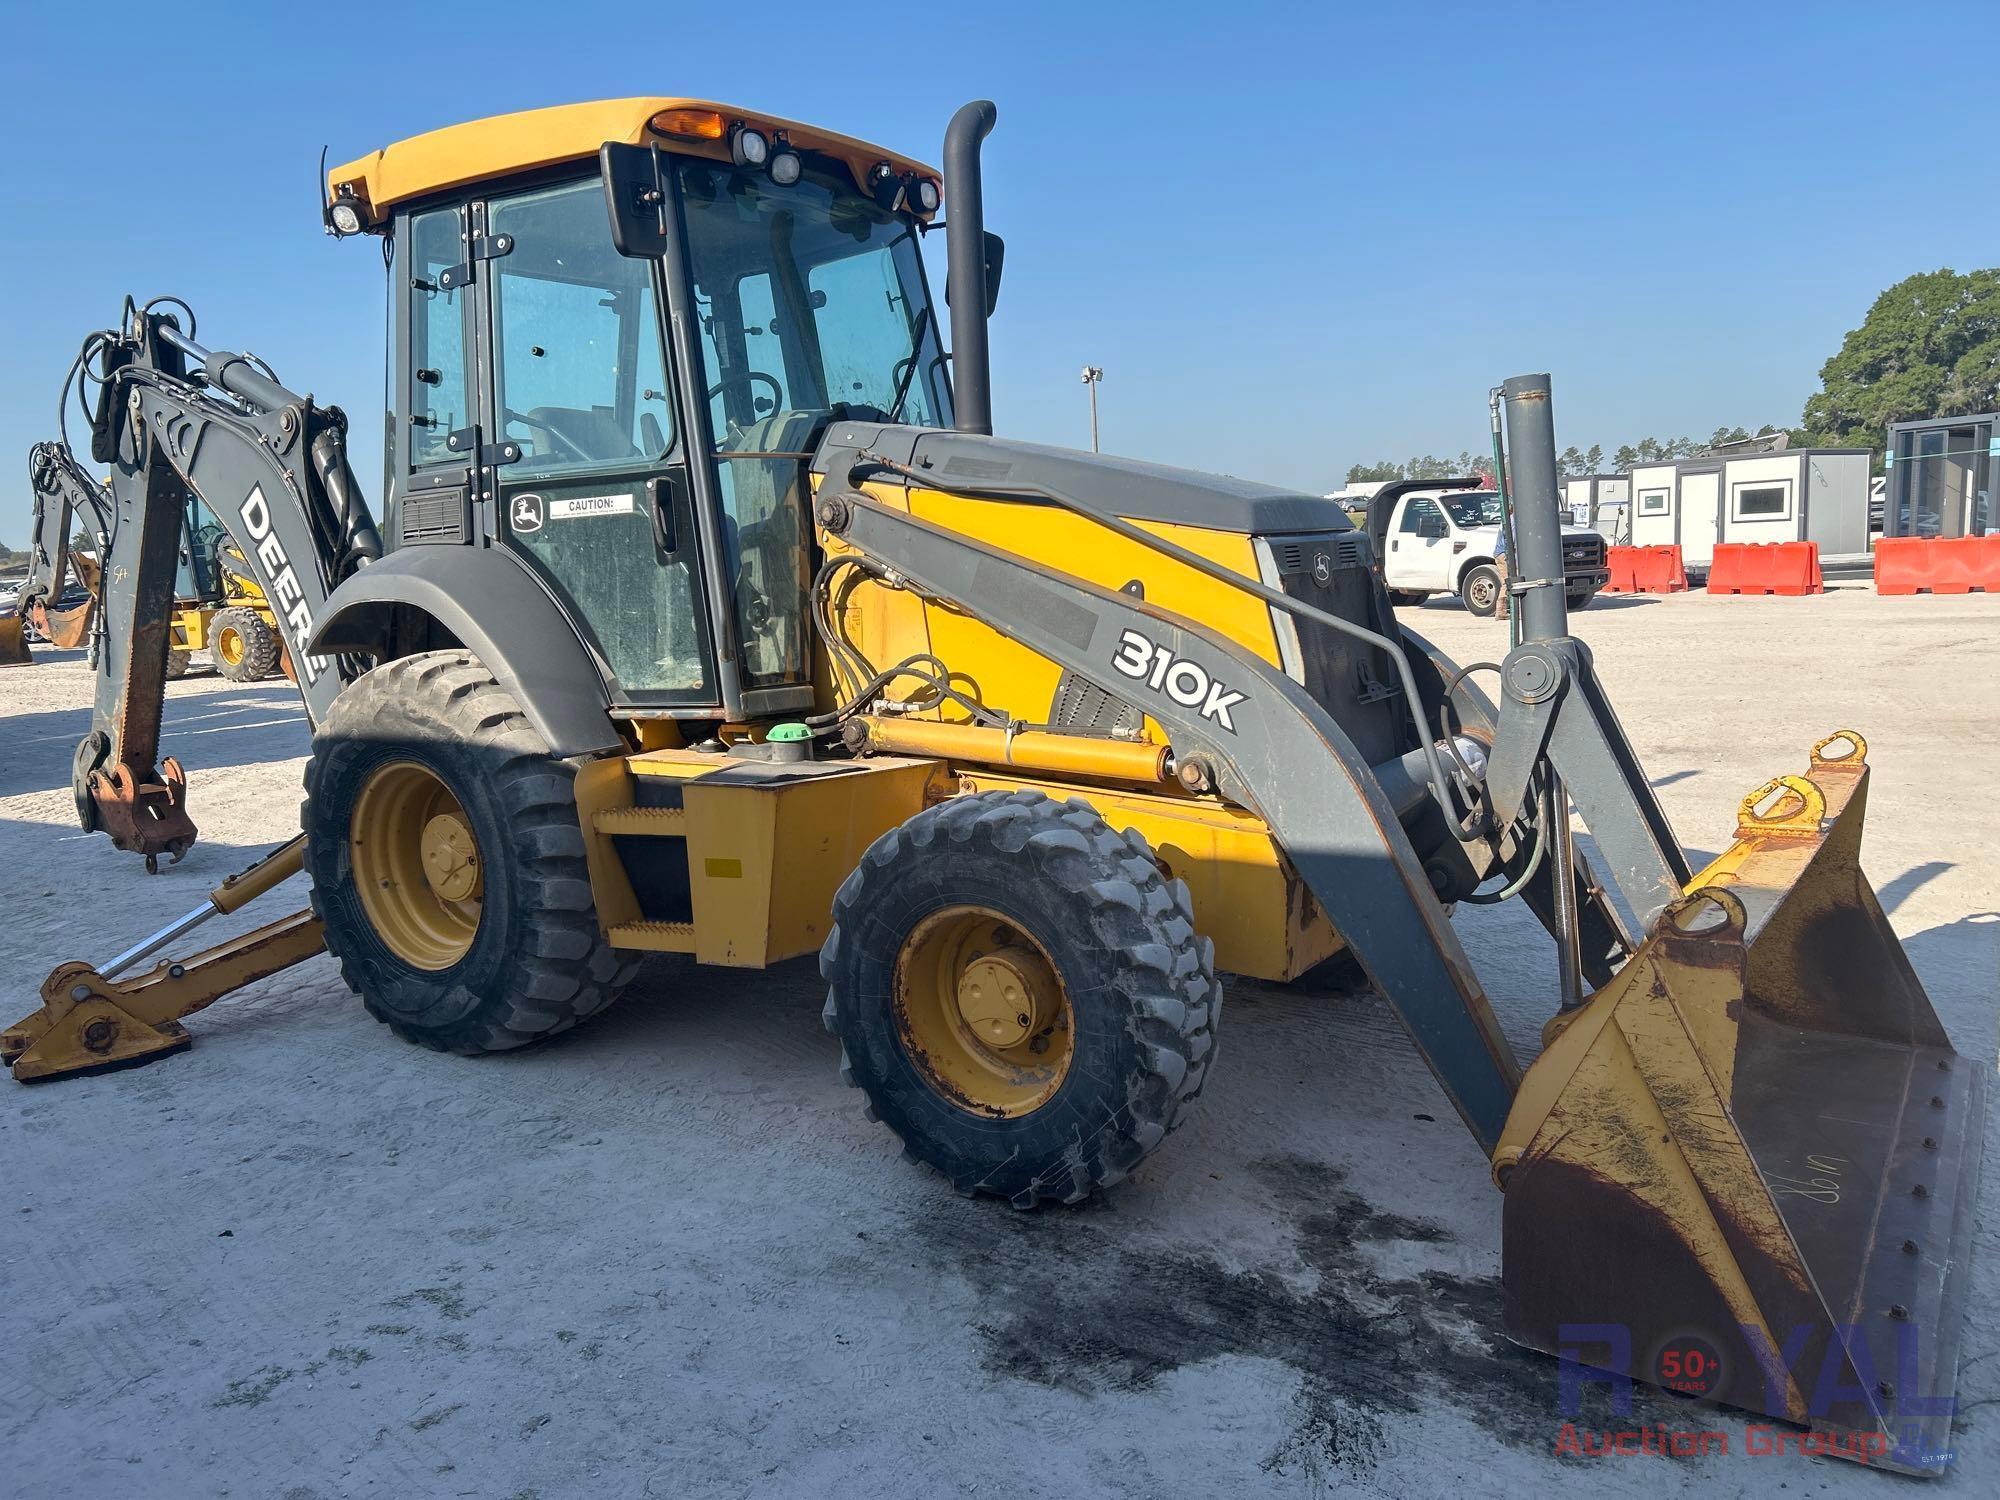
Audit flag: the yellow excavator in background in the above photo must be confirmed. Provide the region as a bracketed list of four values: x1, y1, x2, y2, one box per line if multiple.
[2, 448, 283, 681]
[2, 96, 1980, 1473]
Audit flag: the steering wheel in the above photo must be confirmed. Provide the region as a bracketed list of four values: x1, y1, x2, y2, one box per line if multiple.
[501, 405, 593, 464]
[706, 371, 784, 417]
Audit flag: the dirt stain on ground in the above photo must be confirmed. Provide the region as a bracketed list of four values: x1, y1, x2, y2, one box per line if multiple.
[909, 1154, 1684, 1481]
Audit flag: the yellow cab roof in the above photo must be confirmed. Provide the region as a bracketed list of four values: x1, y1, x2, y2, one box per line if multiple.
[327, 97, 940, 226]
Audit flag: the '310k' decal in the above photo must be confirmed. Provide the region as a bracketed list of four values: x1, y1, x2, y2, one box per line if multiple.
[1111, 629, 1247, 732]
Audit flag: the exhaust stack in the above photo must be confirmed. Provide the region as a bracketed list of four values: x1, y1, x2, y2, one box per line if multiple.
[943, 100, 996, 436]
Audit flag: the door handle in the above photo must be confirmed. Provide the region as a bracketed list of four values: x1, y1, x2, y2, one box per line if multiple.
[647, 474, 680, 556]
[1390, 539, 1399, 551]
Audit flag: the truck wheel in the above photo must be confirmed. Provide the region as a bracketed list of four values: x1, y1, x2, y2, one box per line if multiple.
[821, 789, 1220, 1207]
[302, 650, 637, 1054]
[211, 607, 280, 682]
[1388, 590, 1429, 608]
[164, 648, 192, 680]
[1566, 587, 1597, 611]
[1460, 564, 1502, 617]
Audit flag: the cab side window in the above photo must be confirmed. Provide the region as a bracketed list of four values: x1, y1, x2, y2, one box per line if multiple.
[1401, 497, 1445, 533]
[488, 179, 673, 476]
[408, 208, 470, 468]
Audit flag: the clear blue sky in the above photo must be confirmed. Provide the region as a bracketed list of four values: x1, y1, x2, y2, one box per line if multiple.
[5, 0, 1992, 541]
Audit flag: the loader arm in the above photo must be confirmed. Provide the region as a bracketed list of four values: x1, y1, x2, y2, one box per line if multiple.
[813, 468, 1531, 1149]
[53, 301, 382, 865]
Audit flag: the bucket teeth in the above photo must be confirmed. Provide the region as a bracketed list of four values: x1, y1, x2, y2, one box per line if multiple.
[1497, 732, 1983, 1476]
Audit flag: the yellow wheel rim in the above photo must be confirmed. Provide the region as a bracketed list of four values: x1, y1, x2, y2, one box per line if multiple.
[216, 626, 245, 667]
[350, 761, 483, 970]
[893, 906, 1073, 1118]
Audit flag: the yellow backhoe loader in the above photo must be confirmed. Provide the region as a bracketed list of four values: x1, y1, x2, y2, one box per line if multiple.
[5, 97, 1981, 1472]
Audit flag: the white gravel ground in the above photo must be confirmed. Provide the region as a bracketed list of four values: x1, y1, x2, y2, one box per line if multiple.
[3, 580, 1996, 1499]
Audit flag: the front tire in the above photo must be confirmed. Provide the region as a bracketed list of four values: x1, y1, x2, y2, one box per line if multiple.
[1566, 587, 1597, 611]
[1460, 564, 1502, 617]
[302, 650, 636, 1054]
[822, 789, 1219, 1207]
[212, 606, 280, 681]
[164, 647, 192, 680]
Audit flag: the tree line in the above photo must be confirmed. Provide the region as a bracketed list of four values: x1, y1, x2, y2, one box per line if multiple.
[1344, 267, 2000, 485]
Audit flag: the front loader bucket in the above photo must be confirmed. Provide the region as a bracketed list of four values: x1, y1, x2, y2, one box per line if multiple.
[1496, 732, 1983, 1474]
[0, 615, 28, 667]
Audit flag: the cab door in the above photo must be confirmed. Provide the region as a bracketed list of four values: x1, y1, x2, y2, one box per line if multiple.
[1389, 496, 1454, 589]
[475, 175, 716, 708]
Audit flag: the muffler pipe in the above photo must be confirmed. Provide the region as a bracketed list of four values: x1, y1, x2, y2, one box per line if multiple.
[943, 100, 997, 436]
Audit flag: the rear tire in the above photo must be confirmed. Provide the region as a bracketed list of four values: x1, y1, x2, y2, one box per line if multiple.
[1460, 564, 1502, 617]
[212, 606, 280, 682]
[821, 789, 1219, 1207]
[302, 650, 637, 1054]
[1387, 589, 1429, 608]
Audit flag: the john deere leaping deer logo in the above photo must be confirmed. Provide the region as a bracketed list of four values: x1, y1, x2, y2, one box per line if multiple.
[510, 494, 545, 534]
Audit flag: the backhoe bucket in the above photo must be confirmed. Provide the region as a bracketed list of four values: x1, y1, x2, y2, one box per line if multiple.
[1496, 733, 1983, 1474]
[0, 615, 27, 667]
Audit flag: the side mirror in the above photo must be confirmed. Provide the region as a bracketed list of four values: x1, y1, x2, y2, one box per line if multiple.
[946, 231, 1006, 318]
[980, 231, 1004, 316]
[1418, 515, 1448, 539]
[600, 142, 671, 258]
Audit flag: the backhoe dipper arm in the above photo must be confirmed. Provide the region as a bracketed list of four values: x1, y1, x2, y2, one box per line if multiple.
[811, 481, 1527, 1152]
[16, 442, 111, 648]
[63, 302, 382, 866]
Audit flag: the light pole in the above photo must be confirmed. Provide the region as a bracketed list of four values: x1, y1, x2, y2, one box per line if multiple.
[1080, 366, 1104, 453]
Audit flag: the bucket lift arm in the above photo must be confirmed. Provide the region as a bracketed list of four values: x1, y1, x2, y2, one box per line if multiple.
[51, 299, 382, 867]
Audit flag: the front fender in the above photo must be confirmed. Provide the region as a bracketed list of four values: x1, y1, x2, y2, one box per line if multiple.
[309, 548, 622, 758]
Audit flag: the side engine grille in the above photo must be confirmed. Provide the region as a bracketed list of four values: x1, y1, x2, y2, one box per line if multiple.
[1264, 531, 1406, 766]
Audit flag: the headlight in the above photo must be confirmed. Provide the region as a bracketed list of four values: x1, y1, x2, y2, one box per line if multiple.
[730, 126, 769, 169]
[769, 148, 802, 186]
[914, 177, 941, 213]
[328, 200, 364, 236]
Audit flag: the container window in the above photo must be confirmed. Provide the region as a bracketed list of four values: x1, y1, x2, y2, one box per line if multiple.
[1732, 481, 1792, 521]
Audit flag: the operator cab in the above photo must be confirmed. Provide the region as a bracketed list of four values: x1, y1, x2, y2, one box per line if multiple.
[329, 99, 956, 722]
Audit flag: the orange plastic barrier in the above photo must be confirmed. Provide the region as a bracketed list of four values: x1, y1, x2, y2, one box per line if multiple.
[1706, 541, 1822, 596]
[1631, 545, 1688, 593]
[1874, 535, 2000, 594]
[1604, 545, 1688, 593]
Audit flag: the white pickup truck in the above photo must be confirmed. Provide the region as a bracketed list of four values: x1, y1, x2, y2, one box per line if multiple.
[1371, 487, 1609, 616]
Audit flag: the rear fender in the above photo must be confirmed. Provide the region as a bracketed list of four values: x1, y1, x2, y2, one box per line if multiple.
[308, 548, 622, 758]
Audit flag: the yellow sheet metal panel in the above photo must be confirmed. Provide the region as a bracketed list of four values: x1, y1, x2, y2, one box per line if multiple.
[950, 770, 1338, 981]
[681, 758, 937, 967]
[173, 606, 216, 651]
[822, 480, 1283, 740]
[328, 98, 939, 225]
[571, 755, 644, 932]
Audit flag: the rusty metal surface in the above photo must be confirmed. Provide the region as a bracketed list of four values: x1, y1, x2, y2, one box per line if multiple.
[1496, 732, 1982, 1475]
[89, 755, 198, 871]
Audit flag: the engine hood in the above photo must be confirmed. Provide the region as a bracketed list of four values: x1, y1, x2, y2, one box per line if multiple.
[812, 423, 1351, 537]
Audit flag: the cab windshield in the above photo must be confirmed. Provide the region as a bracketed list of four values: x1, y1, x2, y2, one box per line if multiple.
[677, 159, 951, 438]
[676, 158, 950, 687]
[1441, 491, 1507, 528]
